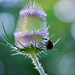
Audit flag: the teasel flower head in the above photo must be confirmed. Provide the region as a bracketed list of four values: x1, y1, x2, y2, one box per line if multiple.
[14, 1, 49, 50]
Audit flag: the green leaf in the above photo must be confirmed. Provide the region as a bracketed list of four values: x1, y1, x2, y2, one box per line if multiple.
[2, 22, 20, 49]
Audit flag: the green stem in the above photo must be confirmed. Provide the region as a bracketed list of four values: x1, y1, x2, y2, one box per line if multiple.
[30, 54, 47, 75]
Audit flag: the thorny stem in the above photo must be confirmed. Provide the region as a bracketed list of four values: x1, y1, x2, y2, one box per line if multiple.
[29, 53, 47, 75]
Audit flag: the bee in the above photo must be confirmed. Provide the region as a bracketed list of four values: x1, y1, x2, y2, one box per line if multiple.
[46, 40, 53, 50]
[45, 37, 61, 50]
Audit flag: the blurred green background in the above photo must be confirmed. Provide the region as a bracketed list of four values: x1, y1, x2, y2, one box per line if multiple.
[0, 0, 75, 75]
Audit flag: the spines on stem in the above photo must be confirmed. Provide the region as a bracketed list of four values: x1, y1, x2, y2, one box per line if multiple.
[29, 54, 47, 75]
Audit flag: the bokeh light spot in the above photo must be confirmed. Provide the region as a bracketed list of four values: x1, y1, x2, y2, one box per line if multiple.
[0, 13, 15, 37]
[58, 52, 75, 75]
[53, 0, 75, 23]
[0, 0, 24, 8]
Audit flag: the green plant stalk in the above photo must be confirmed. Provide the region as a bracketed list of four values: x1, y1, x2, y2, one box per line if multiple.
[29, 53, 47, 75]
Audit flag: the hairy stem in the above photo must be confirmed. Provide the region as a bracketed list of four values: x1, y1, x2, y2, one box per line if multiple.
[29, 54, 47, 75]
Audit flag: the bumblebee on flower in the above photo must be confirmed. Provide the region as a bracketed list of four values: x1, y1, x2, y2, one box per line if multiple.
[1, 1, 60, 75]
